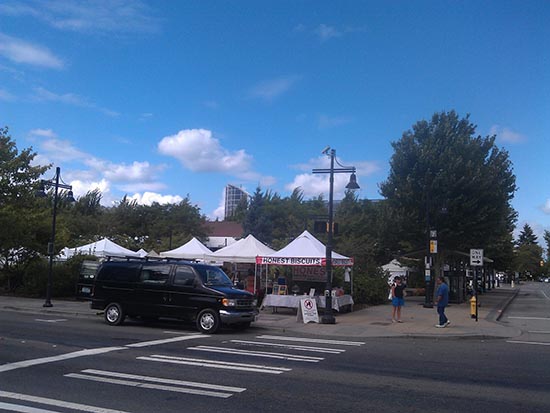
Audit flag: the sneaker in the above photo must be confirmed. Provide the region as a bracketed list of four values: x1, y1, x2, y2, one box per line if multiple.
[391, 319, 396, 323]
[435, 324, 445, 328]
[445, 320, 451, 327]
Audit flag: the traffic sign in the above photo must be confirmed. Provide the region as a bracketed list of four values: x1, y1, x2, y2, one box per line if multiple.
[470, 249, 484, 266]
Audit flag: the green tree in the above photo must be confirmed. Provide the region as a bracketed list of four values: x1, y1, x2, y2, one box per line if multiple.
[514, 224, 543, 279]
[379, 110, 517, 271]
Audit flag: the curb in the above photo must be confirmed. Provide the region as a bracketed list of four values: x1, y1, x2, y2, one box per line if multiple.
[493, 288, 520, 322]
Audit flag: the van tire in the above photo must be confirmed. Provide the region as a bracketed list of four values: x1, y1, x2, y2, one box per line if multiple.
[104, 303, 125, 326]
[196, 309, 220, 334]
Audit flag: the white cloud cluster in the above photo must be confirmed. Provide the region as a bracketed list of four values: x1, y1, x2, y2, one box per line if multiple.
[0, 33, 63, 69]
[542, 199, 550, 215]
[249, 76, 300, 101]
[0, 0, 159, 34]
[128, 192, 184, 206]
[158, 128, 267, 182]
[490, 125, 526, 144]
[34, 87, 119, 117]
[285, 155, 380, 198]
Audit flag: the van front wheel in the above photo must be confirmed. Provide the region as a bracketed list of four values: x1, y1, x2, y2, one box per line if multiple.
[196, 309, 220, 334]
[105, 303, 125, 326]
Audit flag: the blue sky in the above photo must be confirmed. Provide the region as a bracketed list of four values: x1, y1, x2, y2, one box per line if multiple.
[1, 0, 549, 242]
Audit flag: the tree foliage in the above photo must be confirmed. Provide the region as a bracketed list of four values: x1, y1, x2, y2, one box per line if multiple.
[379, 110, 518, 270]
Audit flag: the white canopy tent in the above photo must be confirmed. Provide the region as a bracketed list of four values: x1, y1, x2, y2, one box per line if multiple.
[382, 259, 411, 284]
[257, 230, 354, 295]
[205, 234, 276, 293]
[160, 237, 213, 260]
[62, 238, 141, 259]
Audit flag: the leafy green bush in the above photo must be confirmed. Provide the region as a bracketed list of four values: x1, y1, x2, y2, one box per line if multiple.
[352, 269, 389, 305]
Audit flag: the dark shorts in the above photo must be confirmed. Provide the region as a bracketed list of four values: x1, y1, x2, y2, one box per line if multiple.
[392, 297, 405, 307]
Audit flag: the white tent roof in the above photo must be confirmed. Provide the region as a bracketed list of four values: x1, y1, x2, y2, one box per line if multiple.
[206, 234, 276, 263]
[382, 259, 411, 274]
[160, 237, 213, 260]
[137, 248, 148, 258]
[257, 230, 353, 267]
[64, 238, 141, 258]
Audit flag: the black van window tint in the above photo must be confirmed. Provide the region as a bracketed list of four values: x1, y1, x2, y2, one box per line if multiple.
[101, 263, 141, 282]
[196, 267, 232, 287]
[140, 265, 170, 284]
[174, 266, 196, 286]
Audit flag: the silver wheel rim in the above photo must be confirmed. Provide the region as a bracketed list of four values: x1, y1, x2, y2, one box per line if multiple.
[106, 306, 119, 323]
[200, 313, 215, 331]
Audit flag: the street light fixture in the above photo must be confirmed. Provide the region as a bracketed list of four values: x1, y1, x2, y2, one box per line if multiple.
[312, 147, 359, 324]
[36, 167, 75, 307]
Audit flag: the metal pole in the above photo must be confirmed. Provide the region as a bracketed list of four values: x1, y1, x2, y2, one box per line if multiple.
[322, 150, 336, 324]
[44, 167, 60, 308]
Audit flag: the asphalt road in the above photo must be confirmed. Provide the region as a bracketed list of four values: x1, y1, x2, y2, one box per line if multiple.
[1, 291, 549, 413]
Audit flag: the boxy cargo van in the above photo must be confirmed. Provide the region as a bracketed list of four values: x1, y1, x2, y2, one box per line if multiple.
[90, 258, 258, 334]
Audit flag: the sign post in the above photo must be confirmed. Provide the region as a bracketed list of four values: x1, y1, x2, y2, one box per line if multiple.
[470, 249, 483, 322]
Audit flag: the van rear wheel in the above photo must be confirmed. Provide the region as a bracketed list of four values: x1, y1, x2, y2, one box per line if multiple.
[196, 309, 220, 334]
[105, 303, 125, 326]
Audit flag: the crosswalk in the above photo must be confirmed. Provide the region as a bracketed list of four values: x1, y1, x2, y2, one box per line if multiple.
[1, 334, 365, 411]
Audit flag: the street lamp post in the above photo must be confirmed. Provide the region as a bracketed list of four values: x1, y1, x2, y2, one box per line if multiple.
[37, 167, 74, 307]
[313, 147, 359, 324]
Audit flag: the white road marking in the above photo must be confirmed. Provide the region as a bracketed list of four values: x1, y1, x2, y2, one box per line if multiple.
[256, 335, 365, 346]
[0, 390, 131, 413]
[0, 401, 60, 412]
[528, 331, 550, 334]
[65, 370, 239, 399]
[230, 340, 345, 354]
[138, 354, 291, 374]
[541, 290, 550, 300]
[0, 335, 205, 373]
[125, 334, 204, 348]
[508, 316, 550, 320]
[189, 345, 324, 362]
[0, 347, 127, 373]
[507, 340, 550, 346]
[35, 319, 68, 323]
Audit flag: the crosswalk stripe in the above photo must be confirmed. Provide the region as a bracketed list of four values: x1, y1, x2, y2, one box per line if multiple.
[0, 390, 131, 413]
[189, 345, 324, 362]
[138, 355, 290, 374]
[256, 335, 365, 346]
[230, 340, 345, 354]
[0, 401, 61, 413]
[506, 340, 550, 346]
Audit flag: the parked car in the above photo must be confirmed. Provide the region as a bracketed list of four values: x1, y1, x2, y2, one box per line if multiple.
[90, 258, 258, 333]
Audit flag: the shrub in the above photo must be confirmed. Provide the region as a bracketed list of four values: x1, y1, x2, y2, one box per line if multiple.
[352, 268, 389, 305]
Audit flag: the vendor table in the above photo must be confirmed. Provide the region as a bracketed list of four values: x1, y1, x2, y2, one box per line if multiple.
[261, 294, 354, 312]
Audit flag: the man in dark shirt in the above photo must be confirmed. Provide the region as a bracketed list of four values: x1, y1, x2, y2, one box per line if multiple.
[435, 276, 450, 328]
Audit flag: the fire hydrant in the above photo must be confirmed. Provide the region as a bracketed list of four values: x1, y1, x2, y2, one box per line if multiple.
[470, 296, 477, 319]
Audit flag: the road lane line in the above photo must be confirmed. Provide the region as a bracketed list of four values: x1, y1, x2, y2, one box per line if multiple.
[189, 345, 324, 362]
[256, 335, 365, 346]
[65, 373, 234, 398]
[541, 290, 550, 300]
[508, 316, 550, 320]
[35, 319, 68, 323]
[0, 390, 131, 413]
[138, 355, 291, 374]
[507, 340, 550, 346]
[230, 340, 345, 354]
[0, 347, 127, 373]
[0, 401, 60, 412]
[528, 331, 550, 334]
[125, 334, 204, 348]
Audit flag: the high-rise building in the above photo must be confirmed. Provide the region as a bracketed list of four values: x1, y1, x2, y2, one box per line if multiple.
[224, 184, 248, 219]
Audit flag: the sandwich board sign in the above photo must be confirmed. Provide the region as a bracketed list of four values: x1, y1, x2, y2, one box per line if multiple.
[297, 297, 320, 324]
[470, 249, 484, 266]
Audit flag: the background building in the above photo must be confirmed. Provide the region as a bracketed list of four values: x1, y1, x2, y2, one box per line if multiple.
[225, 184, 248, 219]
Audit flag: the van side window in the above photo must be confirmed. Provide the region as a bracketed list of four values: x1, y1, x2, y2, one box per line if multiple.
[140, 264, 170, 284]
[174, 266, 196, 286]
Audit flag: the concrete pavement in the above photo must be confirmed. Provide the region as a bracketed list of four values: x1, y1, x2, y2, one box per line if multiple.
[0, 285, 522, 339]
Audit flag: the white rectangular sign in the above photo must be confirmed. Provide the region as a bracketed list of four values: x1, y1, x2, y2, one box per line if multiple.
[470, 249, 484, 266]
[298, 297, 320, 324]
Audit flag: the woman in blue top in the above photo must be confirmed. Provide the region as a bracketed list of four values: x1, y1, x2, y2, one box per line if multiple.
[391, 276, 405, 323]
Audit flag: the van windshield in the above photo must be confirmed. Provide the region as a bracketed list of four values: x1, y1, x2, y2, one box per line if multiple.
[197, 267, 233, 287]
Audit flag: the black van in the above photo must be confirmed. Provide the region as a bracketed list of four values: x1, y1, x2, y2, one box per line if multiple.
[90, 259, 258, 334]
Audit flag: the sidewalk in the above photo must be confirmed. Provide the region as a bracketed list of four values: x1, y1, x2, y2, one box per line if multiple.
[0, 285, 522, 339]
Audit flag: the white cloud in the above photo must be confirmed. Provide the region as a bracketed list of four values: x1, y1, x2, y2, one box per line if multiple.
[249, 76, 300, 101]
[29, 128, 57, 138]
[286, 155, 379, 198]
[314, 24, 342, 42]
[158, 128, 258, 179]
[490, 125, 526, 144]
[0, 0, 160, 35]
[128, 192, 184, 206]
[104, 161, 164, 183]
[0, 33, 63, 68]
[542, 199, 550, 215]
[33, 87, 119, 117]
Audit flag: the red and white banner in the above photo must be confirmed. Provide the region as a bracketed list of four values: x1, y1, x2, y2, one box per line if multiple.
[256, 256, 353, 267]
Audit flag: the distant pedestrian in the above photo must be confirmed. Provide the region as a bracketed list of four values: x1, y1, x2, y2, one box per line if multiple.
[435, 276, 450, 328]
[391, 276, 405, 323]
